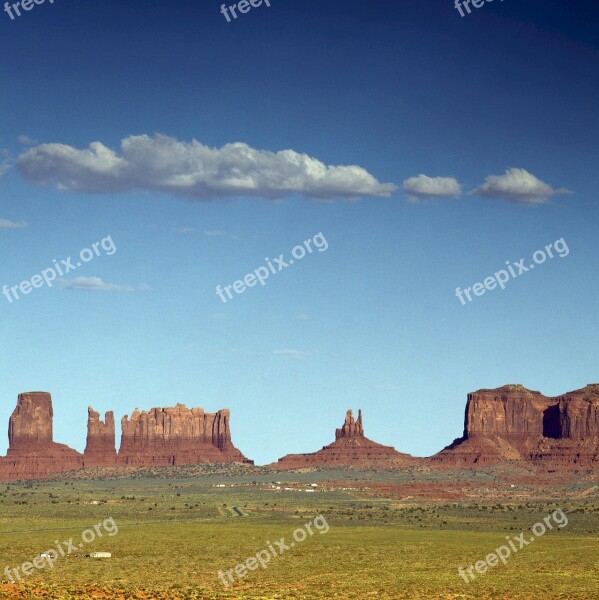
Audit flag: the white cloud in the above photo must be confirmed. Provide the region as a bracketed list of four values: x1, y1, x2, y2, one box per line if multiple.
[204, 230, 227, 237]
[273, 349, 311, 360]
[175, 226, 194, 234]
[403, 174, 461, 200]
[17, 135, 37, 146]
[0, 219, 28, 229]
[57, 276, 134, 292]
[471, 168, 572, 204]
[16, 134, 397, 201]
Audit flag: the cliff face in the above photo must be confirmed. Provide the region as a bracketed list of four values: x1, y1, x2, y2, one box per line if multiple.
[0, 393, 252, 481]
[118, 404, 252, 466]
[557, 386, 599, 440]
[464, 385, 549, 440]
[432, 384, 599, 466]
[0, 392, 82, 480]
[8, 392, 53, 448]
[83, 407, 116, 467]
[274, 409, 417, 469]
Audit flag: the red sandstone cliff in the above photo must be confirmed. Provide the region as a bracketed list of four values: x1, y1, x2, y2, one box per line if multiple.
[118, 404, 252, 466]
[2, 385, 598, 481]
[8, 391, 53, 448]
[83, 407, 116, 467]
[431, 384, 599, 467]
[0, 392, 82, 480]
[0, 393, 252, 481]
[273, 409, 417, 469]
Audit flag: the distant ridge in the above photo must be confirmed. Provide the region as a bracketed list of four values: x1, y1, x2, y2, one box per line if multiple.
[1, 385, 598, 481]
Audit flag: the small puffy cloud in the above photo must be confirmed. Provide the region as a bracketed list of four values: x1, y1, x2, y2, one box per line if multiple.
[16, 134, 397, 201]
[403, 174, 461, 201]
[175, 226, 194, 234]
[273, 349, 311, 360]
[204, 230, 227, 237]
[471, 168, 572, 204]
[17, 135, 37, 146]
[0, 219, 28, 229]
[57, 276, 134, 292]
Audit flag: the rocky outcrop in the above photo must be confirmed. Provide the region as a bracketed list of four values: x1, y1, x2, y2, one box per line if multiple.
[8, 392, 54, 448]
[273, 409, 417, 469]
[431, 384, 599, 467]
[2, 384, 597, 481]
[83, 407, 116, 467]
[336, 409, 364, 439]
[0, 392, 82, 480]
[118, 404, 252, 466]
[0, 393, 252, 481]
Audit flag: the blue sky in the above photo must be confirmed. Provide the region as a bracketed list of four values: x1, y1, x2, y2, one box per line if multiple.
[1, 0, 598, 464]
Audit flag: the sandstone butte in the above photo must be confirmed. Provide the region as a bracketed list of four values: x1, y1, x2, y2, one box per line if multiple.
[431, 384, 599, 467]
[0, 385, 598, 481]
[271, 409, 417, 469]
[0, 392, 252, 481]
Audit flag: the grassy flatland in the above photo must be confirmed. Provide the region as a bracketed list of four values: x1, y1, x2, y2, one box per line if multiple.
[0, 465, 597, 599]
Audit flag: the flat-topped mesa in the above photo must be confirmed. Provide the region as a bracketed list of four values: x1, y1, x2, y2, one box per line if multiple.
[273, 408, 418, 469]
[335, 409, 364, 439]
[464, 385, 547, 441]
[0, 392, 82, 481]
[431, 384, 599, 467]
[8, 392, 53, 449]
[83, 407, 116, 467]
[118, 404, 252, 466]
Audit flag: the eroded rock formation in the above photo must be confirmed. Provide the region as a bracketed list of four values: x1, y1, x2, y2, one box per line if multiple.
[431, 384, 599, 466]
[8, 392, 53, 448]
[2, 384, 598, 481]
[118, 404, 252, 466]
[0, 393, 252, 481]
[0, 392, 82, 480]
[83, 407, 117, 467]
[273, 409, 417, 469]
[336, 409, 364, 439]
